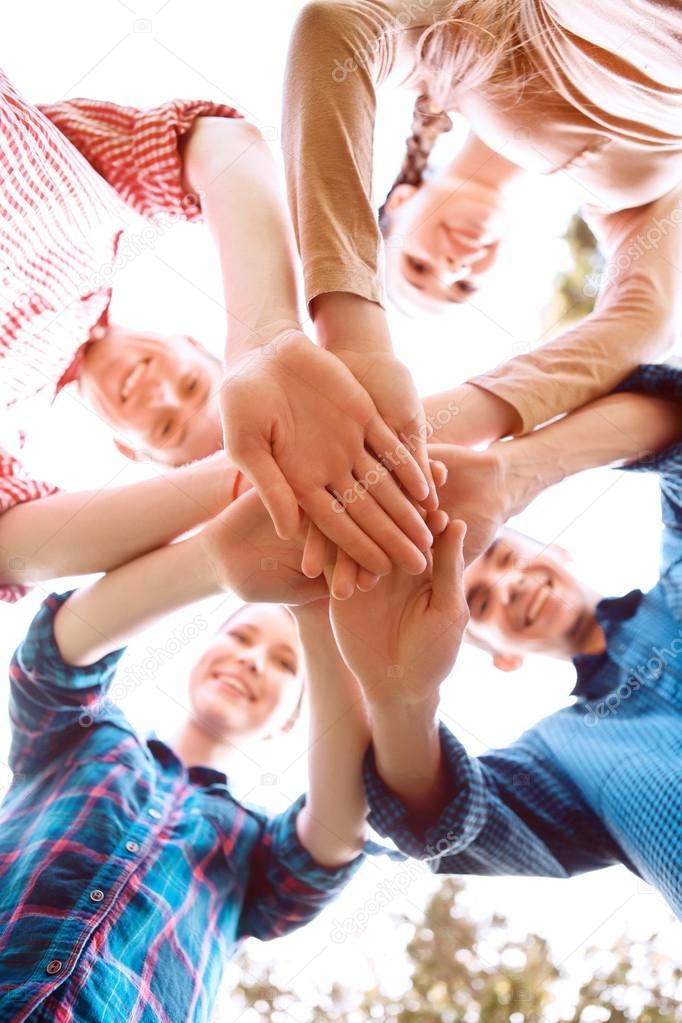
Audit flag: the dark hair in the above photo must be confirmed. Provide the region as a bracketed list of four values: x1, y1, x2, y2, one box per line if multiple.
[378, 94, 453, 233]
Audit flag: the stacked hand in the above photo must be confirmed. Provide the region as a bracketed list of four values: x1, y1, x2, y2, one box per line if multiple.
[329, 519, 469, 708]
[220, 330, 436, 580]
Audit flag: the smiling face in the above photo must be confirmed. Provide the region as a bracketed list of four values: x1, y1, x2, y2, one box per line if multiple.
[79, 326, 224, 466]
[187, 604, 304, 744]
[463, 532, 603, 668]
[383, 177, 507, 313]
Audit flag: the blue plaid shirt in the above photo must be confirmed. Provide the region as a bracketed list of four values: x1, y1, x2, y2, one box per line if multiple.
[365, 363, 682, 918]
[0, 594, 366, 1023]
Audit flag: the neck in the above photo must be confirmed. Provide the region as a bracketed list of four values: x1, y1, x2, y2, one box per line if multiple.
[443, 134, 524, 193]
[573, 591, 607, 656]
[171, 718, 240, 773]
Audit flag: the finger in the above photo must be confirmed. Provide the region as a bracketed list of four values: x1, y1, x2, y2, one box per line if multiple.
[333, 474, 428, 575]
[430, 519, 468, 616]
[301, 521, 328, 578]
[365, 417, 434, 509]
[354, 450, 433, 552]
[303, 489, 393, 578]
[330, 548, 359, 601]
[356, 568, 381, 592]
[425, 509, 449, 537]
[237, 449, 301, 540]
[403, 421, 439, 512]
[429, 459, 447, 489]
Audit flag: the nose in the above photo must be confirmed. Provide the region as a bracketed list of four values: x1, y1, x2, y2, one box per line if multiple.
[496, 568, 527, 606]
[238, 644, 267, 676]
[145, 377, 182, 410]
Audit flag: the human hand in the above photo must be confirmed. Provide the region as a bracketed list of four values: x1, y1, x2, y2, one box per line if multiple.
[427, 443, 512, 563]
[301, 459, 449, 598]
[220, 330, 433, 577]
[198, 488, 327, 605]
[329, 519, 469, 708]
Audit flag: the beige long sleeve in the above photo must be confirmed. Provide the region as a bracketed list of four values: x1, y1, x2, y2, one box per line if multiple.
[469, 187, 682, 433]
[282, 0, 432, 308]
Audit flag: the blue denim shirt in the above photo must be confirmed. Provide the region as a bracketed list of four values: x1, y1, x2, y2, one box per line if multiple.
[364, 363, 682, 919]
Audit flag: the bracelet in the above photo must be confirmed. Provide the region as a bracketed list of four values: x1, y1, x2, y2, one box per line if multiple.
[231, 470, 244, 503]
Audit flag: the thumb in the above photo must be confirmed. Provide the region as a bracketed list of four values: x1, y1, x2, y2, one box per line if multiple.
[430, 519, 467, 616]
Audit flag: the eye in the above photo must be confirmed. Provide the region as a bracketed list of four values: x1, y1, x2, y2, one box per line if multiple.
[455, 279, 477, 296]
[500, 549, 515, 568]
[279, 658, 297, 674]
[407, 256, 428, 276]
[160, 419, 173, 440]
[229, 630, 248, 644]
[184, 377, 197, 396]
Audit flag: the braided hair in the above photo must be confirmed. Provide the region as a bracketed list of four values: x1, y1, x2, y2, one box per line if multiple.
[378, 93, 453, 233]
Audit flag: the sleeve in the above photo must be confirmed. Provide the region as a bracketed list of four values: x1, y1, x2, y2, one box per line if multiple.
[613, 361, 682, 617]
[363, 722, 622, 878]
[468, 187, 682, 434]
[236, 793, 366, 941]
[37, 97, 243, 222]
[0, 447, 61, 604]
[8, 591, 128, 776]
[282, 0, 440, 308]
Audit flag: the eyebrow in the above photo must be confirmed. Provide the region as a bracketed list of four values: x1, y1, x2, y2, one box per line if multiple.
[483, 538, 499, 562]
[228, 623, 298, 661]
[465, 582, 485, 610]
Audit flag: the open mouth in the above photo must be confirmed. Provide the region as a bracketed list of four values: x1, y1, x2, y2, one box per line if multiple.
[120, 357, 150, 403]
[525, 579, 554, 628]
[210, 671, 254, 702]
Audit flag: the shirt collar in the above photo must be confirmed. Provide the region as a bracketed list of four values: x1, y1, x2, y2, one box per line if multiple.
[571, 589, 643, 697]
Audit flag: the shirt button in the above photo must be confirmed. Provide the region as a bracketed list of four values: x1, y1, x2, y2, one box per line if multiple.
[89, 889, 105, 903]
[148, 808, 162, 820]
[126, 841, 140, 853]
[46, 960, 62, 975]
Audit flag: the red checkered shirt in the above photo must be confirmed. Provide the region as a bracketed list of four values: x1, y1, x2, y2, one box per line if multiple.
[0, 68, 240, 602]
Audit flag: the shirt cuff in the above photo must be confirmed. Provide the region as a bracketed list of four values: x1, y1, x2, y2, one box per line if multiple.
[14, 591, 127, 696]
[269, 794, 366, 895]
[363, 721, 488, 860]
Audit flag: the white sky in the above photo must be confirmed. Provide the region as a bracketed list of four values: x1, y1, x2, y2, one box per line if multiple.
[1, 0, 680, 1016]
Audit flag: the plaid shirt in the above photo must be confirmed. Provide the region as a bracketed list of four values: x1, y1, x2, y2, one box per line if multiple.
[0, 68, 239, 603]
[0, 593, 365, 1023]
[365, 363, 682, 919]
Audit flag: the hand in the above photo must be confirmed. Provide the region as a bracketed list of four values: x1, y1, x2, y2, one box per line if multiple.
[199, 489, 328, 605]
[302, 459, 450, 599]
[427, 443, 511, 563]
[330, 519, 469, 708]
[220, 330, 433, 577]
[333, 346, 438, 510]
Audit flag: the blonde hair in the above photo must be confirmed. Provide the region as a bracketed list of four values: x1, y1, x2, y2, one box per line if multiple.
[380, 0, 538, 230]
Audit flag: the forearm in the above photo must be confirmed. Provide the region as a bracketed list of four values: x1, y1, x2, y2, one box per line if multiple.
[423, 382, 521, 446]
[0, 454, 235, 586]
[369, 697, 452, 827]
[500, 391, 682, 516]
[53, 531, 221, 667]
[182, 116, 301, 357]
[293, 603, 370, 867]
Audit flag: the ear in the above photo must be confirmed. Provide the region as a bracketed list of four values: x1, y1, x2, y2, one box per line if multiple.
[113, 437, 143, 462]
[384, 182, 419, 213]
[492, 653, 523, 673]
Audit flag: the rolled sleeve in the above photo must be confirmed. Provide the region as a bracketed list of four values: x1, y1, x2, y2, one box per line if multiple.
[237, 793, 365, 942]
[9, 591, 127, 775]
[0, 447, 61, 604]
[39, 97, 242, 222]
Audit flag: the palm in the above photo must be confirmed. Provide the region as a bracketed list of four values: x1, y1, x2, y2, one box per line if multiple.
[428, 443, 508, 563]
[221, 331, 429, 576]
[200, 489, 327, 605]
[330, 521, 469, 707]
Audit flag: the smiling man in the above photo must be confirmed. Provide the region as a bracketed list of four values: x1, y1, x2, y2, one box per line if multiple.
[332, 362, 682, 917]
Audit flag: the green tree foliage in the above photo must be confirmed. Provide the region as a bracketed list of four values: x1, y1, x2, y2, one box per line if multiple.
[230, 879, 681, 1022]
[542, 212, 603, 336]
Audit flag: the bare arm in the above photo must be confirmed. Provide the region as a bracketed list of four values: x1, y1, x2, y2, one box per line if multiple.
[292, 600, 370, 867]
[0, 453, 237, 588]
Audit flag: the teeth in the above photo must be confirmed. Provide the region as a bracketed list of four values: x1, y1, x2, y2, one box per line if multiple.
[121, 360, 146, 401]
[527, 584, 551, 626]
[213, 674, 251, 700]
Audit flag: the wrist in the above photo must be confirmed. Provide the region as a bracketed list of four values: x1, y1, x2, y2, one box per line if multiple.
[498, 434, 566, 515]
[226, 317, 302, 359]
[311, 292, 392, 353]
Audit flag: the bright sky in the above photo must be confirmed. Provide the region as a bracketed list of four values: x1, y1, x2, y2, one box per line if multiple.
[1, 0, 679, 1016]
